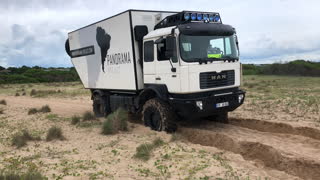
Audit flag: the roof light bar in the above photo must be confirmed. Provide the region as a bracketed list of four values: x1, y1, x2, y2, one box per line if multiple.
[154, 11, 222, 30]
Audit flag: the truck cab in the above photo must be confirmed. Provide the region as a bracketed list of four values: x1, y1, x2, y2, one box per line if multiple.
[141, 12, 245, 120]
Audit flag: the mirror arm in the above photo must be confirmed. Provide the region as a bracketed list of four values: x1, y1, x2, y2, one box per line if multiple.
[168, 59, 176, 72]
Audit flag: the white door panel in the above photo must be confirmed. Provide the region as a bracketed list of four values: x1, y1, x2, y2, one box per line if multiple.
[155, 60, 180, 93]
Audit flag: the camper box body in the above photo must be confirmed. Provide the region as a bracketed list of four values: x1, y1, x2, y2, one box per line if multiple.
[68, 10, 176, 91]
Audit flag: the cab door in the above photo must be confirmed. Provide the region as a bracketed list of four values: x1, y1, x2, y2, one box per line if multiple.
[143, 40, 156, 84]
[154, 36, 181, 93]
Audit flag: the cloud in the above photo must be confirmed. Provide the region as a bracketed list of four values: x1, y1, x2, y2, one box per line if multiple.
[0, 0, 320, 67]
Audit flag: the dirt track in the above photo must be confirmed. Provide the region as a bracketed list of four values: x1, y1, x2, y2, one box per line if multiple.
[1, 95, 320, 179]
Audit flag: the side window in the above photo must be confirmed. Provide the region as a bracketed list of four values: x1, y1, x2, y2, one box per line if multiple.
[144, 41, 154, 62]
[157, 37, 178, 63]
[182, 43, 191, 52]
[225, 37, 231, 55]
[157, 39, 166, 61]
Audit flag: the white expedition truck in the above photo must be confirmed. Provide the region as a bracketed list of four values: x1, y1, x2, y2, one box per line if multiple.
[65, 9, 245, 132]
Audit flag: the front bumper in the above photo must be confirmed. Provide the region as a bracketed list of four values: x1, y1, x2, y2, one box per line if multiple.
[168, 88, 245, 119]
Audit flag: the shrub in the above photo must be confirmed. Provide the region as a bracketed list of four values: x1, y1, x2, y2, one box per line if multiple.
[0, 109, 3, 114]
[82, 111, 95, 121]
[39, 105, 51, 113]
[46, 126, 65, 141]
[102, 118, 115, 135]
[153, 137, 165, 147]
[134, 143, 154, 161]
[101, 108, 128, 135]
[11, 130, 40, 148]
[0, 171, 46, 180]
[22, 92, 26, 96]
[30, 89, 37, 96]
[15, 92, 20, 96]
[71, 115, 80, 125]
[0, 99, 6, 105]
[28, 108, 38, 115]
[134, 137, 165, 161]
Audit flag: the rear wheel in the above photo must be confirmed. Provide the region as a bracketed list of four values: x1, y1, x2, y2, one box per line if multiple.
[93, 94, 110, 117]
[142, 98, 177, 132]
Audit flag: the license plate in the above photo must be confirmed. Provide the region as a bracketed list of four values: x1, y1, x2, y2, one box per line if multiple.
[216, 102, 229, 108]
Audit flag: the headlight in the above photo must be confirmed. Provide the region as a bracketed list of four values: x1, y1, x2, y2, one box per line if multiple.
[238, 94, 244, 103]
[196, 101, 203, 110]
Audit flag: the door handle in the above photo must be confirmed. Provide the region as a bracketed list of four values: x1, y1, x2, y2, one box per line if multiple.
[155, 77, 161, 80]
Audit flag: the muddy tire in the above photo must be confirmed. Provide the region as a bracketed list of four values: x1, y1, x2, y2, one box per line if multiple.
[93, 94, 110, 117]
[142, 98, 177, 132]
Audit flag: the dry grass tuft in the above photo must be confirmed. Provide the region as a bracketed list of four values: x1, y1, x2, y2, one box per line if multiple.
[28, 105, 51, 115]
[134, 137, 165, 161]
[0, 171, 46, 180]
[71, 115, 81, 125]
[39, 105, 51, 113]
[11, 129, 41, 148]
[28, 108, 38, 115]
[46, 126, 65, 141]
[82, 111, 96, 121]
[101, 108, 128, 135]
[0, 99, 7, 105]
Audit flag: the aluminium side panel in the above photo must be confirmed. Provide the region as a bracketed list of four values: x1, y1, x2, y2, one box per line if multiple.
[68, 11, 137, 91]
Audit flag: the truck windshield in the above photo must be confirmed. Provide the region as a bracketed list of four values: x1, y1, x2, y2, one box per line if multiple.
[179, 34, 239, 62]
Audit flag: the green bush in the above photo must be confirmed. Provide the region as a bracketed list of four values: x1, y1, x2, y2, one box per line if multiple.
[82, 111, 96, 121]
[0, 66, 80, 84]
[134, 137, 165, 161]
[0, 171, 46, 180]
[46, 126, 65, 141]
[28, 108, 38, 115]
[102, 119, 115, 135]
[11, 130, 41, 148]
[71, 115, 81, 125]
[134, 143, 154, 161]
[0, 99, 6, 105]
[101, 108, 128, 135]
[242, 60, 320, 76]
[39, 105, 51, 113]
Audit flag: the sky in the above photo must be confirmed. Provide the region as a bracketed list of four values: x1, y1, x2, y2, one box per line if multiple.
[0, 0, 320, 67]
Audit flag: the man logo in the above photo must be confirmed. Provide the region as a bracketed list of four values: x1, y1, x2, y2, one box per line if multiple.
[211, 74, 227, 80]
[96, 27, 111, 72]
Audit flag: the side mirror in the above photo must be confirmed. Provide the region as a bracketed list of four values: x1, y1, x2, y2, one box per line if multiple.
[165, 36, 175, 58]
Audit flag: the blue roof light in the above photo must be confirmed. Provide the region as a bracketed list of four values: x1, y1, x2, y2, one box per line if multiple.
[191, 13, 196, 20]
[203, 14, 208, 21]
[209, 14, 215, 21]
[214, 15, 220, 22]
[197, 13, 203, 21]
[184, 13, 190, 20]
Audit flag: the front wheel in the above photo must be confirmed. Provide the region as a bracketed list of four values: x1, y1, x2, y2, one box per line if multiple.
[142, 98, 177, 132]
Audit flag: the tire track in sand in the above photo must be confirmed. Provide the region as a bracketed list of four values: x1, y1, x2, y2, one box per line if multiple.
[229, 117, 320, 140]
[180, 122, 320, 180]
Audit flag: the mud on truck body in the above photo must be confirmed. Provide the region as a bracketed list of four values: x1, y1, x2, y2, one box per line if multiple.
[65, 9, 245, 132]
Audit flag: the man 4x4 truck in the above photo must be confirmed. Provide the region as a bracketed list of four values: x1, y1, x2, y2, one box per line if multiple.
[65, 9, 245, 132]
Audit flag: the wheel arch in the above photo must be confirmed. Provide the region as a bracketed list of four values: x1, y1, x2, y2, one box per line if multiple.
[137, 84, 169, 110]
[91, 89, 107, 100]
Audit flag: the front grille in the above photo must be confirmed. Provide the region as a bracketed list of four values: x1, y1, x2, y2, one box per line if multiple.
[200, 70, 235, 89]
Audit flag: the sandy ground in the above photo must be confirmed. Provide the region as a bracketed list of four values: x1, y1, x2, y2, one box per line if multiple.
[0, 94, 320, 179]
